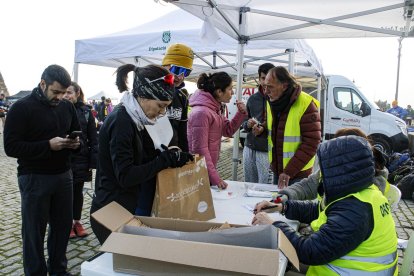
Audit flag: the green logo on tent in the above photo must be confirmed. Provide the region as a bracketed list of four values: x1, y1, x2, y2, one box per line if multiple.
[162, 31, 171, 43]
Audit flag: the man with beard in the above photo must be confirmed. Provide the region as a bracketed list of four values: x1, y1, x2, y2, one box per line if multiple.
[263, 66, 321, 189]
[4, 64, 80, 276]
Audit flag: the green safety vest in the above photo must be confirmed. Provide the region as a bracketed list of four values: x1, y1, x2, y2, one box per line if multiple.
[308, 185, 398, 276]
[266, 92, 319, 171]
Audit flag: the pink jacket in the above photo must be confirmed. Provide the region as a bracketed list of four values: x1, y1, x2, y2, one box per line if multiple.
[188, 89, 246, 185]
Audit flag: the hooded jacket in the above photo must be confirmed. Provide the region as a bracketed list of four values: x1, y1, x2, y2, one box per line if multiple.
[188, 89, 246, 185]
[273, 136, 382, 265]
[279, 167, 389, 200]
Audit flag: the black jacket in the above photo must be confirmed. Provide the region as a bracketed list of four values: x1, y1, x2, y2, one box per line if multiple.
[167, 87, 188, 152]
[242, 87, 268, 152]
[71, 101, 98, 183]
[92, 105, 168, 214]
[4, 88, 80, 175]
[273, 136, 375, 265]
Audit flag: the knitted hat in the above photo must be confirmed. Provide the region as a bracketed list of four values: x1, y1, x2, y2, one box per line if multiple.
[162, 43, 194, 69]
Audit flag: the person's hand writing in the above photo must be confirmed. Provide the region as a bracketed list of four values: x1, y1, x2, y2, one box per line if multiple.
[254, 200, 281, 214]
[49, 137, 80, 151]
[235, 100, 247, 114]
[278, 172, 290, 189]
[252, 212, 275, 225]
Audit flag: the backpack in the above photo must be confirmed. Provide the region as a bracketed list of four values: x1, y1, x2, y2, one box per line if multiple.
[387, 152, 410, 174]
[388, 165, 413, 184]
[396, 173, 414, 199]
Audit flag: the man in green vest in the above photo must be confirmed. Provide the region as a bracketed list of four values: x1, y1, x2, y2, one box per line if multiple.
[253, 135, 398, 275]
[262, 66, 321, 189]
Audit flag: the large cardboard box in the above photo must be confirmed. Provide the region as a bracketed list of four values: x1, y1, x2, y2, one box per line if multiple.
[92, 201, 299, 275]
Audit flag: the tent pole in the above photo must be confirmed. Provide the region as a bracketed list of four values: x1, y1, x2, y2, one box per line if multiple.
[317, 75, 321, 108]
[287, 49, 295, 73]
[395, 37, 403, 101]
[73, 63, 79, 82]
[231, 42, 245, 181]
[231, 8, 248, 181]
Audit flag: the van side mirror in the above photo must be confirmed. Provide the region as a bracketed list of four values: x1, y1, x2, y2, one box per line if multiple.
[361, 102, 371, 117]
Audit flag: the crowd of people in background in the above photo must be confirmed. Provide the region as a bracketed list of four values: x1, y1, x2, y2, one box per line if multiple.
[0, 42, 405, 275]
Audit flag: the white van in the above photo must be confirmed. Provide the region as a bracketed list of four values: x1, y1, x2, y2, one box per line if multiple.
[321, 75, 408, 153]
[227, 75, 409, 153]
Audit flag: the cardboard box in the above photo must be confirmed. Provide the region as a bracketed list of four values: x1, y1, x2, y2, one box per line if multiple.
[92, 201, 299, 275]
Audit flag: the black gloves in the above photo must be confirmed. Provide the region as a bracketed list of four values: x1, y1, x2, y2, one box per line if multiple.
[158, 145, 194, 168]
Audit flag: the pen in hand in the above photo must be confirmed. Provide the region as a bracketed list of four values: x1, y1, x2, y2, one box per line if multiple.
[253, 205, 280, 214]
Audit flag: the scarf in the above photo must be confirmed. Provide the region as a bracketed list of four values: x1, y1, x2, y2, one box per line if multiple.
[268, 85, 294, 113]
[120, 91, 156, 131]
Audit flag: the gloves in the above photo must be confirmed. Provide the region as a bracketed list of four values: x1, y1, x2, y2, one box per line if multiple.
[159, 144, 194, 168]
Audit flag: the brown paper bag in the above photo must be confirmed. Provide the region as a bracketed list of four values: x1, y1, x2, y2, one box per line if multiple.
[152, 155, 216, 221]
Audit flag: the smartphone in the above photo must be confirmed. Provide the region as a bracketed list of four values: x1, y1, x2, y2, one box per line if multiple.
[68, 130, 82, 139]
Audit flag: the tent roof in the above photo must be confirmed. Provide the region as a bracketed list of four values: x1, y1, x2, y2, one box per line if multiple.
[165, 0, 414, 40]
[87, 91, 119, 101]
[75, 9, 323, 80]
[7, 90, 31, 100]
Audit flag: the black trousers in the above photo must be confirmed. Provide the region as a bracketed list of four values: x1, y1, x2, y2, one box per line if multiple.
[73, 181, 84, 221]
[18, 171, 73, 276]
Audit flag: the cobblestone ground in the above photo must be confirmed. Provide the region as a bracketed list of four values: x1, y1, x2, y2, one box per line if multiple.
[0, 136, 413, 275]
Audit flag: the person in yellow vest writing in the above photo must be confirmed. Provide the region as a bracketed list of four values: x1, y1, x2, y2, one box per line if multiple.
[260, 66, 321, 189]
[253, 135, 398, 275]
[275, 127, 390, 202]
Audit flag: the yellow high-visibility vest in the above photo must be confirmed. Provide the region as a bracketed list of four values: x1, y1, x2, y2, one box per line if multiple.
[308, 184, 398, 275]
[266, 92, 319, 171]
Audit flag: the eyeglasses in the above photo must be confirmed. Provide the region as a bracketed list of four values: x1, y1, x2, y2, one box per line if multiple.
[169, 65, 192, 77]
[145, 74, 175, 87]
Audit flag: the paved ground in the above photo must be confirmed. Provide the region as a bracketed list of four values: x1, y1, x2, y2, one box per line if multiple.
[0, 136, 413, 275]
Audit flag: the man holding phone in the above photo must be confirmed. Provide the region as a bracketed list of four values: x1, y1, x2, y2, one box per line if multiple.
[4, 64, 80, 276]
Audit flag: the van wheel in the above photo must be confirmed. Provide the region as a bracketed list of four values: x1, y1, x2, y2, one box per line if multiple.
[240, 138, 245, 148]
[372, 137, 391, 155]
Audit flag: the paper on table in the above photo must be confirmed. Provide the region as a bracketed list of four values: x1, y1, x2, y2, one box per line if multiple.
[245, 189, 273, 198]
[245, 183, 279, 192]
[145, 116, 173, 151]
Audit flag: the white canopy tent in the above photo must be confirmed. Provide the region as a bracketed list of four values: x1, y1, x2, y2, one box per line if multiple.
[164, 0, 414, 40]
[75, 8, 326, 182]
[74, 9, 323, 82]
[165, 0, 414, 179]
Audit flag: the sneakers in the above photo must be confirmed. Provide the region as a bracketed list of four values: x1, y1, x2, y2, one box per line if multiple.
[70, 222, 89, 238]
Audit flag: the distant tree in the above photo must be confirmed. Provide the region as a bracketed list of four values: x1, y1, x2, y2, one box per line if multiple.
[375, 100, 390, 112]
